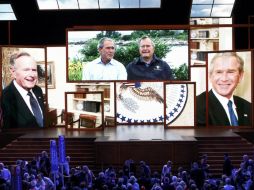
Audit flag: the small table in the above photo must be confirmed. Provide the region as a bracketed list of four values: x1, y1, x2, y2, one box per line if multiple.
[79, 114, 97, 128]
[47, 108, 57, 127]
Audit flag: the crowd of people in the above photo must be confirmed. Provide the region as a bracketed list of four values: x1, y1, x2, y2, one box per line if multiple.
[1, 151, 254, 190]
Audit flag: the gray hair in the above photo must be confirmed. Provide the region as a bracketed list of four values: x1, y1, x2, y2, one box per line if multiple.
[97, 37, 115, 49]
[209, 52, 244, 75]
[9, 52, 31, 67]
[138, 36, 155, 48]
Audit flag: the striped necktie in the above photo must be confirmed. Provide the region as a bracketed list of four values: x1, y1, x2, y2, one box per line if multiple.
[27, 91, 43, 127]
[227, 100, 238, 126]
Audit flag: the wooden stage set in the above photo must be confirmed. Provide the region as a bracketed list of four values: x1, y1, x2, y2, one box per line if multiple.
[1, 125, 254, 176]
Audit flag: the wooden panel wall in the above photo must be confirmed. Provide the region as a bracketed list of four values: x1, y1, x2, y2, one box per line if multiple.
[95, 140, 198, 172]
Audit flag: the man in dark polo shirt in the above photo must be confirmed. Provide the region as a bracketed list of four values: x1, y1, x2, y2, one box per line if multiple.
[126, 36, 174, 80]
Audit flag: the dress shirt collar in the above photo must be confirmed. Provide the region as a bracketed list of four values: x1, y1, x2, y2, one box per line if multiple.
[212, 88, 238, 124]
[135, 55, 159, 66]
[140, 57, 152, 66]
[98, 57, 115, 66]
[212, 88, 235, 108]
[13, 80, 30, 98]
[13, 80, 36, 100]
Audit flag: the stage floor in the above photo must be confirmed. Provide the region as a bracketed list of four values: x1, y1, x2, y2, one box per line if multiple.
[15, 125, 248, 141]
[1, 125, 254, 176]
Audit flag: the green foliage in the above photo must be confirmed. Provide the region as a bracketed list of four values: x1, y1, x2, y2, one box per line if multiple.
[129, 30, 150, 39]
[175, 30, 188, 41]
[68, 59, 83, 81]
[121, 35, 131, 41]
[129, 30, 180, 39]
[172, 63, 188, 80]
[96, 31, 122, 40]
[79, 39, 99, 62]
[114, 42, 139, 66]
[153, 39, 171, 60]
[114, 40, 171, 66]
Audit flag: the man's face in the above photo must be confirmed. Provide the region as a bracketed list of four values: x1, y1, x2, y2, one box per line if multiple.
[99, 40, 115, 64]
[209, 56, 243, 99]
[13, 56, 38, 91]
[139, 38, 154, 60]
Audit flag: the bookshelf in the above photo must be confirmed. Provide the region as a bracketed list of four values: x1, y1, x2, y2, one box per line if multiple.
[189, 18, 233, 66]
[190, 28, 219, 65]
[69, 83, 114, 128]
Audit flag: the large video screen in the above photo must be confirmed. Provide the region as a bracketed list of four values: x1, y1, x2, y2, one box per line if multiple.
[195, 50, 252, 127]
[67, 27, 189, 82]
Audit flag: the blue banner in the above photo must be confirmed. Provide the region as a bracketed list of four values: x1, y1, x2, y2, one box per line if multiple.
[58, 135, 66, 164]
[11, 165, 22, 190]
[50, 140, 58, 173]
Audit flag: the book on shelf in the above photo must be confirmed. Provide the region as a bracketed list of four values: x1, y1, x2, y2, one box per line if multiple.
[83, 101, 101, 113]
[74, 87, 89, 98]
[190, 41, 200, 49]
[197, 52, 206, 61]
[198, 31, 209, 38]
[213, 42, 219, 51]
[104, 88, 110, 99]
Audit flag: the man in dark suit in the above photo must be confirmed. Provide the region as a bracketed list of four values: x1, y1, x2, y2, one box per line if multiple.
[1, 52, 45, 129]
[197, 52, 251, 126]
[126, 36, 174, 80]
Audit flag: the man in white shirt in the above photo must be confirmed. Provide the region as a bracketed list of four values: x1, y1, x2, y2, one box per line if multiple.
[82, 37, 127, 80]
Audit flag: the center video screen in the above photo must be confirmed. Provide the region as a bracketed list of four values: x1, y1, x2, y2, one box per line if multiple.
[67, 29, 189, 82]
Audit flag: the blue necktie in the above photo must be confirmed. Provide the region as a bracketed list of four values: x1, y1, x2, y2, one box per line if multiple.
[227, 100, 238, 126]
[28, 91, 43, 127]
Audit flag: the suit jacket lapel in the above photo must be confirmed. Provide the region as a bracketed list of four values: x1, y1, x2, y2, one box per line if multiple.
[234, 96, 247, 125]
[10, 82, 35, 122]
[208, 90, 231, 126]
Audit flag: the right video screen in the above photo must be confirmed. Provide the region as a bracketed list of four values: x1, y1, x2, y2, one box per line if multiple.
[195, 50, 252, 127]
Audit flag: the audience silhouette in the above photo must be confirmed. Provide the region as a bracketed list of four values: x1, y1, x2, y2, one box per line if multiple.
[1, 153, 254, 190]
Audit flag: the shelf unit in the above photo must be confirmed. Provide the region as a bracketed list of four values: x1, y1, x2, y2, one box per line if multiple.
[190, 28, 219, 65]
[69, 83, 114, 128]
[189, 18, 233, 66]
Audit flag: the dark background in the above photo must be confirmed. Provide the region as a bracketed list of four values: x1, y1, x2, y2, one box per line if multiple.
[0, 0, 253, 48]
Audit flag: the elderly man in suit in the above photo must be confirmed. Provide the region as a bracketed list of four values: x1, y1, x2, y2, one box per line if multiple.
[126, 36, 174, 80]
[1, 52, 44, 129]
[197, 52, 251, 126]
